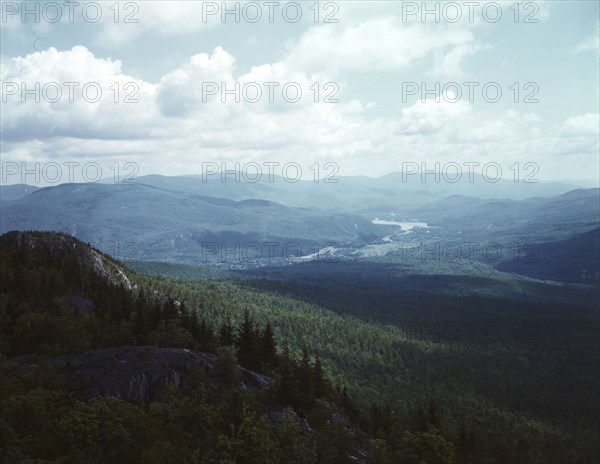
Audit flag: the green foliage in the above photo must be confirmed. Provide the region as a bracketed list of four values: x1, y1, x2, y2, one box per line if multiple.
[396, 427, 457, 464]
[1, 234, 599, 464]
[216, 345, 242, 389]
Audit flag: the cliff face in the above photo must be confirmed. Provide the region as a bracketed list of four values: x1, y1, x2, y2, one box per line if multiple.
[0, 230, 134, 289]
[11, 346, 270, 403]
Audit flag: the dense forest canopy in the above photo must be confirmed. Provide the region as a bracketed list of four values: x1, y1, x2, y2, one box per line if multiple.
[0, 231, 598, 463]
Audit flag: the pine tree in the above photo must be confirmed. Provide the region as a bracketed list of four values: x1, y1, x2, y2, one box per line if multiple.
[162, 297, 177, 322]
[179, 300, 189, 324]
[148, 297, 162, 332]
[218, 319, 235, 347]
[197, 317, 215, 352]
[296, 343, 315, 412]
[236, 310, 259, 369]
[188, 310, 200, 339]
[132, 288, 147, 337]
[260, 322, 278, 368]
[312, 354, 328, 399]
[276, 344, 299, 407]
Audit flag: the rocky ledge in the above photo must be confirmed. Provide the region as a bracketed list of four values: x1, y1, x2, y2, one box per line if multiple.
[11, 346, 270, 403]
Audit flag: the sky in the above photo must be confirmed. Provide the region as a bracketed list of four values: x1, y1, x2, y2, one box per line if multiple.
[0, 0, 599, 185]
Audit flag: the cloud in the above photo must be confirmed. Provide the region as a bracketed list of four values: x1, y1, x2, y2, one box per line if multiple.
[429, 42, 492, 78]
[397, 96, 472, 135]
[575, 32, 600, 53]
[93, 1, 224, 48]
[280, 17, 478, 77]
[562, 113, 600, 137]
[1, 43, 598, 182]
[156, 46, 236, 117]
[1, 46, 158, 141]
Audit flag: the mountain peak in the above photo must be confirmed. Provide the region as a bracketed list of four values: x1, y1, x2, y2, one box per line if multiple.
[0, 230, 134, 289]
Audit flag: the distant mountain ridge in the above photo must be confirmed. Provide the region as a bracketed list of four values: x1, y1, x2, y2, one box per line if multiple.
[412, 188, 600, 242]
[1, 176, 597, 265]
[0, 182, 388, 263]
[0, 184, 39, 201]
[129, 172, 584, 212]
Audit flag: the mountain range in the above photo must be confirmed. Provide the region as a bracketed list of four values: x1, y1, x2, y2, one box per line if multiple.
[1, 175, 598, 277]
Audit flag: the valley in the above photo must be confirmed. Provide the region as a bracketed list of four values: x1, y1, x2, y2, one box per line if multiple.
[1, 176, 599, 463]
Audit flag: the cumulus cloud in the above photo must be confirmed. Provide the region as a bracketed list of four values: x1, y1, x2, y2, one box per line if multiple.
[1, 46, 158, 141]
[93, 1, 226, 48]
[156, 46, 236, 117]
[562, 113, 600, 137]
[397, 96, 472, 135]
[280, 18, 478, 76]
[1, 34, 598, 181]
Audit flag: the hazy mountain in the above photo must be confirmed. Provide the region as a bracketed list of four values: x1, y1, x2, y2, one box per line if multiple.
[1, 177, 596, 265]
[1, 171, 584, 214]
[0, 182, 390, 263]
[0, 184, 39, 201]
[496, 228, 600, 284]
[412, 188, 600, 242]
[129, 172, 583, 213]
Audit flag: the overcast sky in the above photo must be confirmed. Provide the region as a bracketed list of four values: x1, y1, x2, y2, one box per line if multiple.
[1, 1, 598, 185]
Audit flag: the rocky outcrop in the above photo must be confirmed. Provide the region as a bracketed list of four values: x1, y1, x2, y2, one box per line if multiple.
[11, 346, 270, 403]
[0, 230, 133, 289]
[65, 296, 94, 315]
[262, 408, 312, 432]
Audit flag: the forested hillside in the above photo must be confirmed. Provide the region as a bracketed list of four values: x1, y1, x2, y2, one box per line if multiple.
[1, 231, 598, 463]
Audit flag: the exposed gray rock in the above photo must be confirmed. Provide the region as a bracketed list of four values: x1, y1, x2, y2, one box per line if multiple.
[0, 230, 134, 289]
[65, 296, 94, 315]
[262, 408, 312, 432]
[328, 411, 343, 424]
[12, 346, 270, 403]
[348, 449, 369, 464]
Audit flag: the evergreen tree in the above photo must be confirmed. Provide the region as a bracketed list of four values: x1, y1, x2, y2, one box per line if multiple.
[218, 319, 235, 347]
[188, 310, 200, 339]
[215, 345, 241, 390]
[295, 343, 315, 412]
[162, 297, 177, 322]
[133, 288, 148, 337]
[277, 344, 299, 407]
[148, 297, 162, 332]
[312, 354, 329, 399]
[236, 310, 259, 370]
[197, 318, 215, 352]
[260, 322, 278, 368]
